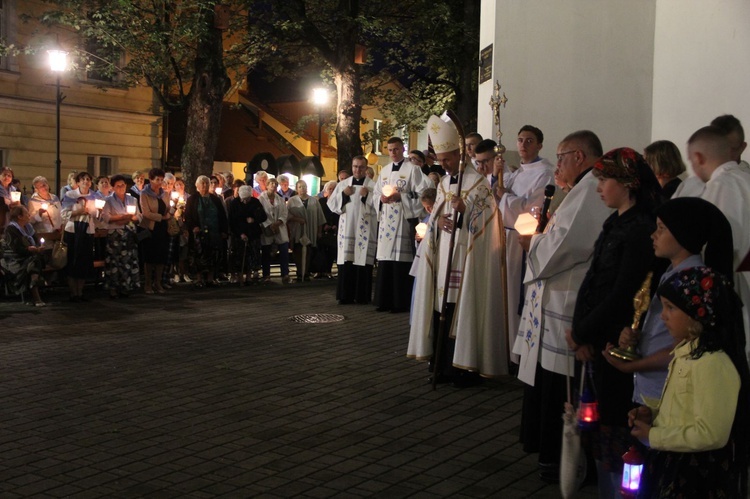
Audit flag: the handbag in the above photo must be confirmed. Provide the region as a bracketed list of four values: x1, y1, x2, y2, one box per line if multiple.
[49, 239, 68, 269]
[167, 217, 181, 237]
[262, 224, 279, 237]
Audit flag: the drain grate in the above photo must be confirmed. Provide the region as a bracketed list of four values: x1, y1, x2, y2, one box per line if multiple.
[289, 313, 345, 324]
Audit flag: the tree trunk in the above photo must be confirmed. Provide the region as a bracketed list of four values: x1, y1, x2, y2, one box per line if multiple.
[334, 66, 363, 172]
[180, 14, 231, 193]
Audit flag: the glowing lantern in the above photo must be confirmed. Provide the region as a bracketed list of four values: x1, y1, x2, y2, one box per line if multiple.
[94, 199, 106, 210]
[620, 445, 644, 498]
[215, 187, 222, 196]
[514, 212, 538, 235]
[415, 223, 428, 238]
[381, 184, 395, 197]
[126, 205, 136, 215]
[10, 191, 21, 203]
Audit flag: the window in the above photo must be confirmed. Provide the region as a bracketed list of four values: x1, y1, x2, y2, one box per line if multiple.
[87, 155, 114, 177]
[83, 36, 123, 84]
[373, 119, 382, 154]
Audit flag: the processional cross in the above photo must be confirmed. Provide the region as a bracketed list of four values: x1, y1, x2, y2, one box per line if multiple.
[489, 80, 508, 156]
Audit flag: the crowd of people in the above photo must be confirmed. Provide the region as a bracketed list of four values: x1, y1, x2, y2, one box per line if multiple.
[2, 111, 750, 497]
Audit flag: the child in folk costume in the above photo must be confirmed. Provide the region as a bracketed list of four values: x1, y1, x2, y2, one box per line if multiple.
[630, 266, 750, 498]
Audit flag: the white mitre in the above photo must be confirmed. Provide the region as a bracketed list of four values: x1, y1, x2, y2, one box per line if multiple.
[427, 114, 460, 154]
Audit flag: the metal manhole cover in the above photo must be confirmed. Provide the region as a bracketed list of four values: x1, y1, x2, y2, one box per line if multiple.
[289, 313, 345, 324]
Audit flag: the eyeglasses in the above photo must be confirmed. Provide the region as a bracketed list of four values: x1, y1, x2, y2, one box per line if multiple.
[556, 150, 578, 163]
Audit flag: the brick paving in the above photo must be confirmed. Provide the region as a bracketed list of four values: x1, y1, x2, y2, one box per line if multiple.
[0, 279, 597, 498]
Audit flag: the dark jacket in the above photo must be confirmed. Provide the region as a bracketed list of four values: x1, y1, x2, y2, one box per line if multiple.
[573, 205, 659, 425]
[184, 193, 228, 235]
[228, 197, 267, 239]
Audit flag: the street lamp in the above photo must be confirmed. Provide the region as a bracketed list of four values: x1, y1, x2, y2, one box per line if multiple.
[48, 49, 68, 195]
[312, 87, 329, 159]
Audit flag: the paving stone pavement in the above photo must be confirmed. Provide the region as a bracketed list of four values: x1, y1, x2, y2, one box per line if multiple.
[0, 280, 598, 498]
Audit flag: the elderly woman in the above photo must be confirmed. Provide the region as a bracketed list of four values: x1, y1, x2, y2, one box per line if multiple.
[228, 185, 267, 285]
[60, 171, 77, 200]
[311, 180, 339, 279]
[1, 206, 46, 306]
[259, 177, 290, 284]
[61, 171, 98, 302]
[27, 176, 63, 247]
[184, 175, 228, 288]
[287, 180, 325, 282]
[253, 171, 269, 198]
[138, 168, 171, 294]
[101, 175, 140, 298]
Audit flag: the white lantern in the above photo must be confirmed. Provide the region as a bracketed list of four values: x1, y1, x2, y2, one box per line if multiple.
[514, 212, 538, 235]
[94, 199, 106, 210]
[171, 190, 179, 200]
[126, 205, 136, 215]
[41, 202, 49, 211]
[215, 187, 222, 196]
[415, 223, 428, 238]
[381, 184, 395, 197]
[10, 191, 21, 203]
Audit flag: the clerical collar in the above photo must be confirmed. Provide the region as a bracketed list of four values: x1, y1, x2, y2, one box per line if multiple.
[391, 160, 404, 171]
[449, 175, 458, 185]
[352, 177, 365, 185]
[574, 167, 593, 186]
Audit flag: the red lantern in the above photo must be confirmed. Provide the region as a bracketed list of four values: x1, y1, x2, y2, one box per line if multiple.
[620, 445, 644, 498]
[577, 362, 599, 430]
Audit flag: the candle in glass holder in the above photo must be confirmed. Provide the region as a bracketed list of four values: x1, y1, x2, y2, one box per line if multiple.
[381, 184, 395, 197]
[514, 213, 538, 236]
[215, 187, 222, 196]
[41, 202, 49, 211]
[178, 196, 185, 204]
[94, 199, 106, 210]
[10, 191, 21, 203]
[415, 223, 428, 238]
[126, 205, 136, 215]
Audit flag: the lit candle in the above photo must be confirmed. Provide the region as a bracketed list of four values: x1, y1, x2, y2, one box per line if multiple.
[620, 446, 644, 498]
[381, 184, 395, 197]
[126, 205, 136, 215]
[10, 191, 21, 203]
[94, 199, 106, 209]
[178, 197, 185, 204]
[170, 200, 175, 207]
[40, 237, 45, 245]
[171, 190, 179, 200]
[513, 213, 538, 236]
[415, 223, 428, 238]
[215, 187, 222, 196]
[41, 202, 49, 211]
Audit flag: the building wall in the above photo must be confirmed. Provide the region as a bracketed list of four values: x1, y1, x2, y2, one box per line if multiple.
[651, 0, 750, 161]
[2, 0, 161, 192]
[478, 0, 656, 163]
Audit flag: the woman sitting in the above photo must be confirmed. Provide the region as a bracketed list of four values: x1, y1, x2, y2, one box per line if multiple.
[1, 206, 46, 306]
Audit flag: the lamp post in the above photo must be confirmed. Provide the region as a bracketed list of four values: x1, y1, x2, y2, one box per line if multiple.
[48, 49, 67, 195]
[312, 87, 329, 159]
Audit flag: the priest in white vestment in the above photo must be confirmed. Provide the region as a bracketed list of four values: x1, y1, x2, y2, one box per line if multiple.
[408, 115, 507, 385]
[372, 137, 431, 312]
[495, 126, 556, 360]
[510, 130, 611, 478]
[688, 125, 750, 362]
[329, 156, 378, 304]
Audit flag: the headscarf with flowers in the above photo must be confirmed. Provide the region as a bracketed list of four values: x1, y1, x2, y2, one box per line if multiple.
[593, 147, 662, 212]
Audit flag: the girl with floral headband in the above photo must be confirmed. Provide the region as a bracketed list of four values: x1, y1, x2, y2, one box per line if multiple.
[565, 147, 664, 497]
[629, 266, 750, 497]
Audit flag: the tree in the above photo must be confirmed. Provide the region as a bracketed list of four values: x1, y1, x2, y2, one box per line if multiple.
[34, 0, 243, 191]
[244, 0, 479, 168]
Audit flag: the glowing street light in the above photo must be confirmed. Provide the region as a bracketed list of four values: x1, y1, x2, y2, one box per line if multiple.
[48, 49, 68, 196]
[312, 87, 329, 159]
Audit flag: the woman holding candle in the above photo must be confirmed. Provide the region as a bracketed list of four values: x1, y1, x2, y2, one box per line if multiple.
[1, 206, 46, 306]
[138, 168, 171, 295]
[259, 177, 290, 284]
[629, 266, 749, 498]
[28, 176, 63, 246]
[184, 175, 228, 288]
[173, 178, 190, 282]
[61, 171, 98, 302]
[101, 174, 140, 298]
[287, 180, 325, 282]
[565, 148, 663, 497]
[0, 166, 20, 228]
